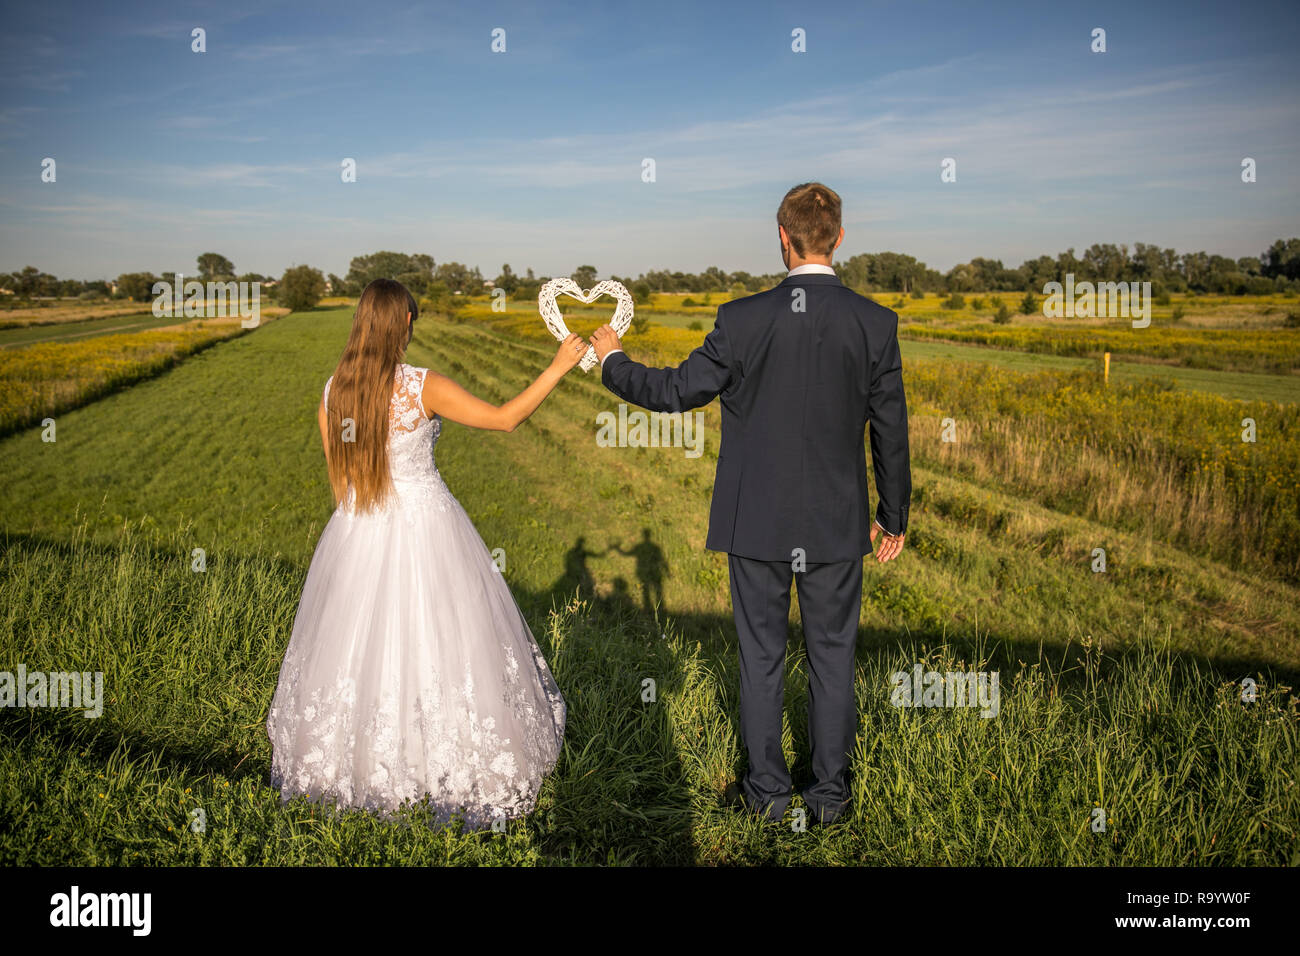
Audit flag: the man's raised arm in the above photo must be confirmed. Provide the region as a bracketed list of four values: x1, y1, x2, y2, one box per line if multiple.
[594, 311, 733, 413]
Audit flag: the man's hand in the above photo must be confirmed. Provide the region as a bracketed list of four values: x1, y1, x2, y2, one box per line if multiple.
[870, 521, 906, 562]
[591, 324, 622, 362]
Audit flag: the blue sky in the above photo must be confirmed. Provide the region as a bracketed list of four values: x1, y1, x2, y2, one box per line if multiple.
[2, 0, 1297, 280]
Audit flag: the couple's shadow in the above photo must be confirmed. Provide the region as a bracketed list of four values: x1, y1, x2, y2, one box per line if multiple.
[554, 529, 668, 616]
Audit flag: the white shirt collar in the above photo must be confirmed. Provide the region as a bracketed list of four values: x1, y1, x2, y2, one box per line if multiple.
[602, 263, 836, 367]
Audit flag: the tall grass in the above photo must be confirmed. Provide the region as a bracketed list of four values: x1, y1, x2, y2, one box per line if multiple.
[1, 524, 1295, 865]
[906, 362, 1300, 582]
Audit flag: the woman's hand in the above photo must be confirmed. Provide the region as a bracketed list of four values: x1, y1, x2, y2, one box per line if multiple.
[551, 333, 589, 372]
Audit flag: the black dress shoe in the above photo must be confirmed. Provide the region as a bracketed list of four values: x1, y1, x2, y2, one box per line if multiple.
[723, 780, 748, 810]
[802, 798, 849, 827]
[725, 781, 786, 824]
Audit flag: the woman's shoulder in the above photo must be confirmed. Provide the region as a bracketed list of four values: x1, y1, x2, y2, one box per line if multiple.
[397, 363, 434, 404]
[398, 362, 432, 384]
[394, 363, 439, 423]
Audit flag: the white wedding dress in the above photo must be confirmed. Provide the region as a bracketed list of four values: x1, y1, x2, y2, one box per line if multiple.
[266, 362, 566, 829]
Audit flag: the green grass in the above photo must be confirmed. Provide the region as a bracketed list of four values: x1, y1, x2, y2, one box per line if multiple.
[899, 338, 1300, 405]
[0, 310, 193, 348]
[1, 306, 1297, 865]
[638, 310, 715, 329]
[2, 524, 1296, 865]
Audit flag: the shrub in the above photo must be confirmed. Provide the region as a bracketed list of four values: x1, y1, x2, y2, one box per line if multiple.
[115, 272, 160, 303]
[910, 289, 924, 299]
[1018, 291, 1038, 315]
[993, 303, 1012, 324]
[687, 320, 703, 331]
[1171, 305, 1186, 322]
[970, 296, 986, 309]
[277, 265, 326, 312]
[942, 293, 965, 310]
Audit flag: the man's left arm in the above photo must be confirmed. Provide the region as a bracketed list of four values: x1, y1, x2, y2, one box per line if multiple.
[865, 312, 911, 561]
[592, 311, 732, 412]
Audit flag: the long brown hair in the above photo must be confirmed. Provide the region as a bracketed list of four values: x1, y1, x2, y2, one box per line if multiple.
[325, 278, 418, 512]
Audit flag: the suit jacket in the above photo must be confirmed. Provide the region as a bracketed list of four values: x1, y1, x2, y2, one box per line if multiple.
[601, 272, 911, 562]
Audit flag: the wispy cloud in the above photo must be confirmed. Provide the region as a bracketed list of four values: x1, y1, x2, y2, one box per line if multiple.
[1, 1, 1296, 278]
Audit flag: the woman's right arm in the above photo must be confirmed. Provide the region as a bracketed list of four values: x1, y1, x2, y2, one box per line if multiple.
[421, 333, 586, 432]
[317, 397, 330, 459]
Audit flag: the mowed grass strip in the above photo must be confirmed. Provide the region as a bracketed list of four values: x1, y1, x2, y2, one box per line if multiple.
[899, 338, 1300, 405]
[0, 318, 271, 438]
[899, 321, 1300, 374]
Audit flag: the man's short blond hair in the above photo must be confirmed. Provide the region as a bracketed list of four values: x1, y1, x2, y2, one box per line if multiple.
[777, 182, 842, 257]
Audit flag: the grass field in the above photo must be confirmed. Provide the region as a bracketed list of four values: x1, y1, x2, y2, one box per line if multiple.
[0, 301, 166, 329]
[0, 310, 287, 348]
[1, 304, 1297, 865]
[898, 339, 1300, 404]
[465, 289, 1300, 380]
[0, 323, 246, 439]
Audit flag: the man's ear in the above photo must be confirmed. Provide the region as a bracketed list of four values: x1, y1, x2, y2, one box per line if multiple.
[778, 224, 789, 251]
[833, 227, 845, 251]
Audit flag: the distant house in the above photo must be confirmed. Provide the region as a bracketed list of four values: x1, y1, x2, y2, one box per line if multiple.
[0, 288, 13, 296]
[483, 279, 495, 289]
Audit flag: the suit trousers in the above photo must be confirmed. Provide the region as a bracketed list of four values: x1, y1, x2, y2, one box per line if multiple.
[728, 552, 863, 824]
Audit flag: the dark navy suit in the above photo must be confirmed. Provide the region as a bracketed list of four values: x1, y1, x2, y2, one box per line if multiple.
[601, 271, 911, 822]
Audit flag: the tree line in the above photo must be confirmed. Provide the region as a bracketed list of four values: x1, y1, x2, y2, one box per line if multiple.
[4, 239, 1298, 310]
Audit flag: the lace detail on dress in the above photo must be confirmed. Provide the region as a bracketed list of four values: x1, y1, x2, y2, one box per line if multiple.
[267, 638, 565, 828]
[325, 363, 454, 515]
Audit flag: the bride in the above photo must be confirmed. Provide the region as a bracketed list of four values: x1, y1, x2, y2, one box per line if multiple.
[266, 277, 584, 829]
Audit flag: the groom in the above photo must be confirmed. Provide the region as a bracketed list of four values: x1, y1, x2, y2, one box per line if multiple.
[590, 182, 911, 826]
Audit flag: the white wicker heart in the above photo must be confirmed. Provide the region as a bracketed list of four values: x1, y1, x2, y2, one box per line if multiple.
[538, 278, 634, 372]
